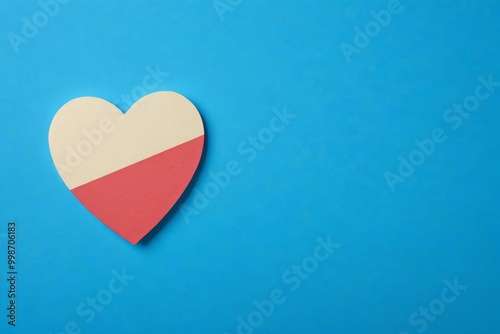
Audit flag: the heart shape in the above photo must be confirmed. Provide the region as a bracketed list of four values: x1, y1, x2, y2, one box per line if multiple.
[48, 91, 205, 244]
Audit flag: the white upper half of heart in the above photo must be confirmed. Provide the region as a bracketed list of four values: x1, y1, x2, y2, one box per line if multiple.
[48, 91, 204, 189]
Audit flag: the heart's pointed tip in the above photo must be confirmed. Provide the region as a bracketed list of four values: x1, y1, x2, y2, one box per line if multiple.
[130, 239, 140, 246]
[125, 235, 143, 246]
[121, 230, 149, 245]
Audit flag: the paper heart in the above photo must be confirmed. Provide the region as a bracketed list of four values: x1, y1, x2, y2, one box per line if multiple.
[48, 91, 205, 244]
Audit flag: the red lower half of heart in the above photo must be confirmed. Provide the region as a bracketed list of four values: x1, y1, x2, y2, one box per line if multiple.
[71, 135, 204, 244]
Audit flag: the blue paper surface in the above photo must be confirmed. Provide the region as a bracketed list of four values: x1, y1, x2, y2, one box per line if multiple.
[0, 1, 499, 333]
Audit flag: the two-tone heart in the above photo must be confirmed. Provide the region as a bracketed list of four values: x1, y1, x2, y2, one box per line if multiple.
[48, 91, 204, 244]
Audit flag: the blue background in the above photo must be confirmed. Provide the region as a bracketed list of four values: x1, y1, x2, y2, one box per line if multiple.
[0, 0, 499, 333]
